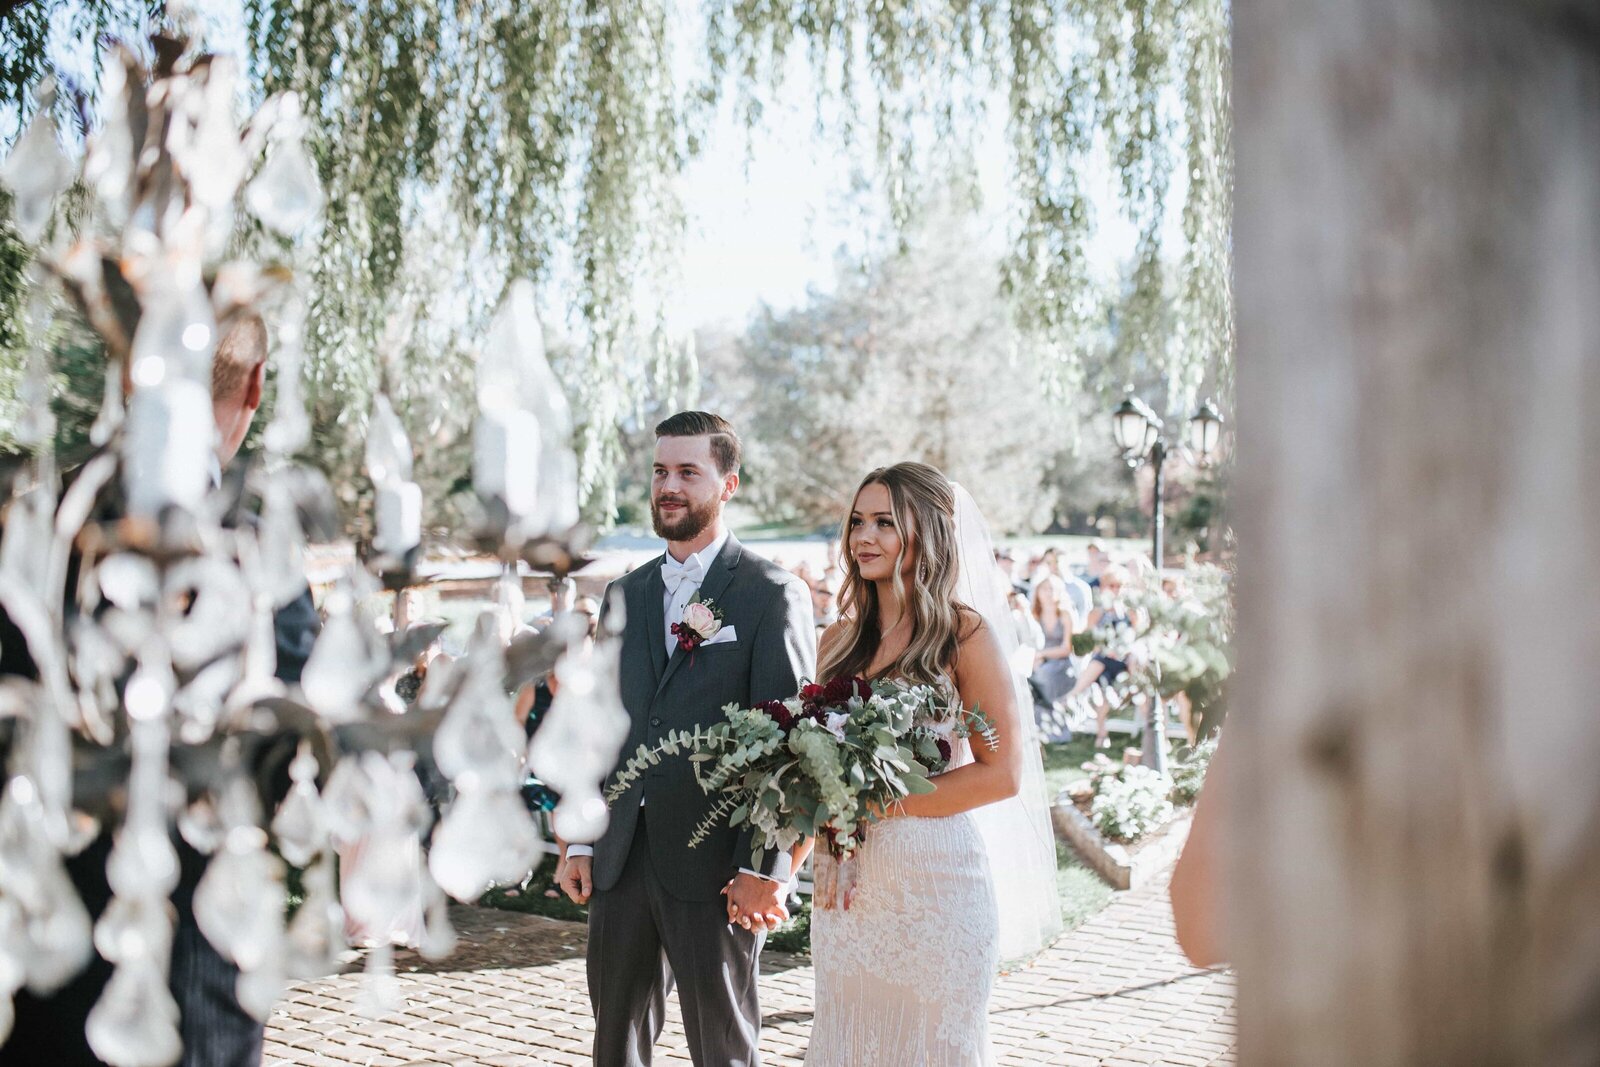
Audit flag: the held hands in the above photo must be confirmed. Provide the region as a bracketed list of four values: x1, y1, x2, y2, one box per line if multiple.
[723, 872, 788, 933]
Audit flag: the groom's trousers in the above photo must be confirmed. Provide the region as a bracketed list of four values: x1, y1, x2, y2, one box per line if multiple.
[587, 811, 765, 1067]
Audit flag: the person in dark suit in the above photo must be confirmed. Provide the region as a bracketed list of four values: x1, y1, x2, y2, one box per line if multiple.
[558, 412, 815, 1067]
[0, 313, 319, 1067]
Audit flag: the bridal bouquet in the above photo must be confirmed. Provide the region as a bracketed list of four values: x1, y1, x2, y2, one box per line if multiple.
[605, 676, 994, 866]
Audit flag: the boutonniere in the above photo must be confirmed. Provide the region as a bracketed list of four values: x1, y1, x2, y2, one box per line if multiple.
[672, 598, 724, 661]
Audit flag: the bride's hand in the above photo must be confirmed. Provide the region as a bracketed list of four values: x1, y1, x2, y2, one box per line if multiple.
[813, 852, 837, 910]
[811, 852, 859, 911]
[866, 798, 903, 821]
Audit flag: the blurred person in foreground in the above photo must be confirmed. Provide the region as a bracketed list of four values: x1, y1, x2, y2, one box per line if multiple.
[1169, 740, 1227, 968]
[0, 314, 319, 1067]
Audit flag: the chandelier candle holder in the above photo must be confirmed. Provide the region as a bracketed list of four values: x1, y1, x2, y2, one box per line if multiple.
[0, 35, 628, 1062]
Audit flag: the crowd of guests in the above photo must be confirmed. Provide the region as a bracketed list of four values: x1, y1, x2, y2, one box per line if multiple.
[999, 542, 1201, 748]
[773, 549, 846, 634]
[367, 577, 604, 920]
[764, 537, 1202, 750]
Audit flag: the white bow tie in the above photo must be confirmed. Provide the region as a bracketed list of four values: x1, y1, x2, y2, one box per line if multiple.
[661, 555, 706, 596]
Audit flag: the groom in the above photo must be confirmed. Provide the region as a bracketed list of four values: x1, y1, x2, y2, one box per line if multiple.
[560, 411, 816, 1067]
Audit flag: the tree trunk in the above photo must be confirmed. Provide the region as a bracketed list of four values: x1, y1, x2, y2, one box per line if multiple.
[1230, 2, 1600, 1065]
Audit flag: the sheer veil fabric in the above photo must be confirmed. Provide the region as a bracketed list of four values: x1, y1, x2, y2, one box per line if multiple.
[950, 483, 1064, 965]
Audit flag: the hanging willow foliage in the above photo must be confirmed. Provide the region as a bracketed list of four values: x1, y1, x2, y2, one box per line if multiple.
[1, 0, 1230, 528]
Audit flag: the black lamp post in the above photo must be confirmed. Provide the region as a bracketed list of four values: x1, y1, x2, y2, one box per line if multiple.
[1111, 392, 1167, 568]
[1110, 391, 1226, 771]
[1112, 392, 1226, 566]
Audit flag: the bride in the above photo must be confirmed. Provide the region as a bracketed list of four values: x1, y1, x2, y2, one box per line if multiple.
[799, 462, 1061, 1066]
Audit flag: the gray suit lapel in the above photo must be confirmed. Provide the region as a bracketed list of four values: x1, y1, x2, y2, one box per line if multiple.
[655, 534, 743, 697]
[642, 558, 668, 681]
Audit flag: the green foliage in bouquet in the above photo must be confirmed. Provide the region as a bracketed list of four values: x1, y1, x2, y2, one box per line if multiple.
[605, 676, 993, 866]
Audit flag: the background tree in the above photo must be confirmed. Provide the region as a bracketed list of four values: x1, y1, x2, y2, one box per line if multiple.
[1231, 0, 1600, 1062]
[699, 198, 1061, 535]
[2, 0, 1232, 534]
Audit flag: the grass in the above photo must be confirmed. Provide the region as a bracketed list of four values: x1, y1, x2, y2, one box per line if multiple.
[1042, 735, 1140, 799]
[1056, 839, 1114, 930]
[474, 737, 1192, 954]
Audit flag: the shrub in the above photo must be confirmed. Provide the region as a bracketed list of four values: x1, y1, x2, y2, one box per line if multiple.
[1168, 734, 1219, 806]
[1089, 765, 1174, 842]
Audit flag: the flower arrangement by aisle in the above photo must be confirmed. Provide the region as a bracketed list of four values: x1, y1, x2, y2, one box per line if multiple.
[1168, 733, 1220, 806]
[1088, 764, 1174, 842]
[605, 676, 995, 866]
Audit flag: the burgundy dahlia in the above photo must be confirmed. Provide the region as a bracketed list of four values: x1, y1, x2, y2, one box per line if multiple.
[757, 699, 796, 733]
[820, 675, 855, 706]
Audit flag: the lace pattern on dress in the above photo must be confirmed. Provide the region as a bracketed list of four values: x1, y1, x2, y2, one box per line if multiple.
[806, 812, 998, 1066]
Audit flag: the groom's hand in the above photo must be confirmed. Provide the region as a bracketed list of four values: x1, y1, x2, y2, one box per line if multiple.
[559, 854, 594, 904]
[723, 873, 788, 933]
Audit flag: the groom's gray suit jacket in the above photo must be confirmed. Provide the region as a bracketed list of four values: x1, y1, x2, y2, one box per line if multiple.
[596, 534, 816, 901]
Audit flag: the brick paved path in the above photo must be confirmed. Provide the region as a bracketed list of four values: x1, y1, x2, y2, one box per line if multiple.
[265, 865, 1234, 1066]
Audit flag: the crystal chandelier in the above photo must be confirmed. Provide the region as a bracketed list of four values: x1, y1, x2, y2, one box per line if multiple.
[0, 36, 628, 1064]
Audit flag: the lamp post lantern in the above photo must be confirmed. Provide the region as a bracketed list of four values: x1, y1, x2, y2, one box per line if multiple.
[1110, 391, 1227, 772]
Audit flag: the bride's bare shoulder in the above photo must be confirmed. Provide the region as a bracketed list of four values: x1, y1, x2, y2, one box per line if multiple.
[953, 609, 1005, 676]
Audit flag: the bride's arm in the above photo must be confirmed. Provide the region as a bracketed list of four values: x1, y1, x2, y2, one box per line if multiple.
[890, 619, 1024, 819]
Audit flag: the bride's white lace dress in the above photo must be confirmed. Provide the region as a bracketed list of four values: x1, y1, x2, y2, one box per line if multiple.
[806, 736, 998, 1066]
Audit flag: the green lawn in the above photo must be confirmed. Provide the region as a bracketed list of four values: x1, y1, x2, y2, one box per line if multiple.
[479, 855, 590, 923]
[1056, 839, 1113, 930]
[1042, 735, 1140, 799]
[475, 736, 1198, 953]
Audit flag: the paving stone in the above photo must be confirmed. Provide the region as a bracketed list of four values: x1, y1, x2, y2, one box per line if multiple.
[267, 864, 1234, 1065]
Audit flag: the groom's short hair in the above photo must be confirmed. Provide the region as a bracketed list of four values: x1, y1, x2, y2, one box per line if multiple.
[655, 411, 741, 476]
[211, 312, 268, 402]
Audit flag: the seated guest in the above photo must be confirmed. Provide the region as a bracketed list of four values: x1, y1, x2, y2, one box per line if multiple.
[534, 577, 578, 627]
[1028, 574, 1080, 742]
[1059, 560, 1094, 623]
[1084, 540, 1110, 589]
[994, 548, 1020, 591]
[812, 581, 838, 631]
[1066, 563, 1140, 746]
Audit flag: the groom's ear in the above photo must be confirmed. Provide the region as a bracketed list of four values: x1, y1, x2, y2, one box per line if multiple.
[721, 471, 739, 502]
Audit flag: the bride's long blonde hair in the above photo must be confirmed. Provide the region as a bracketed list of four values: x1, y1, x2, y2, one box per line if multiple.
[818, 462, 974, 686]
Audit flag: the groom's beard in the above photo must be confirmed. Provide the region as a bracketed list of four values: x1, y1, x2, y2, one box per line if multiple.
[651, 493, 719, 542]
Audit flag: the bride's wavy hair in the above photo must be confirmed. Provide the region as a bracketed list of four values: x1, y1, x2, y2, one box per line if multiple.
[818, 462, 973, 686]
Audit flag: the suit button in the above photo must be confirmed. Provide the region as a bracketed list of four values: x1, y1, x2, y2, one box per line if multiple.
[650, 717, 662, 727]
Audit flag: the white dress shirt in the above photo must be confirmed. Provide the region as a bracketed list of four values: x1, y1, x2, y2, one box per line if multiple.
[660, 529, 730, 658]
[565, 529, 792, 884]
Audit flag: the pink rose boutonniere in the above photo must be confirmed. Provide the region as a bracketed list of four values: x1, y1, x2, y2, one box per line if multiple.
[671, 598, 724, 662]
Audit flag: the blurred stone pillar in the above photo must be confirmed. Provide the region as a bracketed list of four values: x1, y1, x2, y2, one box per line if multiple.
[1231, 2, 1600, 1064]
